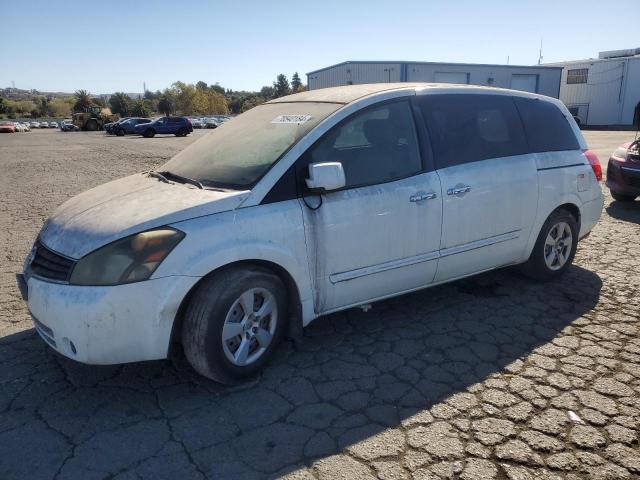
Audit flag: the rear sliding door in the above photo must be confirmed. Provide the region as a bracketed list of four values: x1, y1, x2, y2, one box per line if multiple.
[415, 93, 539, 282]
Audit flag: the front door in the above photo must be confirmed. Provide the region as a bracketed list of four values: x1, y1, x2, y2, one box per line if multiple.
[416, 93, 539, 282]
[298, 100, 443, 313]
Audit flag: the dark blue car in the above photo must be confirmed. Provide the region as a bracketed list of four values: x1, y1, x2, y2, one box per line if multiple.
[113, 117, 151, 136]
[134, 116, 193, 138]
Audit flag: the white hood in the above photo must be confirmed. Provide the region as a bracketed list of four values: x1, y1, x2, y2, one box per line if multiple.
[39, 173, 249, 259]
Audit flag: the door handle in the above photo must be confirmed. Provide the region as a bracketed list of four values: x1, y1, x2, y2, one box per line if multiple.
[447, 185, 471, 196]
[410, 192, 437, 202]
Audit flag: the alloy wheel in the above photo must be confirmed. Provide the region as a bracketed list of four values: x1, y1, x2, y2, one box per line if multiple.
[221, 288, 278, 366]
[544, 222, 573, 271]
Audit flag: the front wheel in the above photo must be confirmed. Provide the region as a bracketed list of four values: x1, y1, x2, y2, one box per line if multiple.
[521, 209, 578, 281]
[115, 128, 125, 136]
[182, 267, 287, 384]
[143, 128, 155, 138]
[611, 192, 637, 202]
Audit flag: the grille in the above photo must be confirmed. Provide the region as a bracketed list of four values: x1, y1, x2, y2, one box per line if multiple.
[621, 168, 640, 188]
[30, 241, 75, 282]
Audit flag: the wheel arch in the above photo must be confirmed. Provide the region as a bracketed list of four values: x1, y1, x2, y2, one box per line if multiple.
[168, 259, 304, 355]
[524, 200, 582, 262]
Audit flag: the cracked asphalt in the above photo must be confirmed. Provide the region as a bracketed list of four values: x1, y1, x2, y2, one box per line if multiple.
[1, 129, 638, 479]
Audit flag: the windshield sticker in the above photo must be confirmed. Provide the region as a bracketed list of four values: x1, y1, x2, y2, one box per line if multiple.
[271, 115, 312, 124]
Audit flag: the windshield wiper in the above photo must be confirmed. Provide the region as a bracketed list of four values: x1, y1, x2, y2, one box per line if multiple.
[159, 171, 204, 190]
[147, 171, 170, 183]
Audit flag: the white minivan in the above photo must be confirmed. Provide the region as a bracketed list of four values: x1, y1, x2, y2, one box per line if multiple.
[17, 83, 604, 383]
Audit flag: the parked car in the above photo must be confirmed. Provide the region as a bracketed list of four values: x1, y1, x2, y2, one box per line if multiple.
[606, 140, 640, 202]
[17, 84, 603, 383]
[190, 118, 204, 129]
[13, 122, 25, 132]
[60, 120, 79, 132]
[49, 121, 58, 128]
[134, 116, 192, 137]
[0, 121, 17, 133]
[30, 121, 40, 128]
[21, 122, 31, 132]
[113, 117, 152, 136]
[204, 118, 218, 129]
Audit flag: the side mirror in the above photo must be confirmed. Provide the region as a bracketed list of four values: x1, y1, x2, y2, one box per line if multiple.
[305, 162, 346, 191]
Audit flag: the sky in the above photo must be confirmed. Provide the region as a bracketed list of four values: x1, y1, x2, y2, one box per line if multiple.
[3, 0, 639, 94]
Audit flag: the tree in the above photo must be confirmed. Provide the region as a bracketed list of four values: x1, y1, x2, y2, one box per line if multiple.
[291, 72, 303, 92]
[196, 81, 209, 91]
[241, 96, 265, 112]
[48, 97, 73, 118]
[170, 81, 196, 115]
[158, 95, 173, 116]
[273, 74, 290, 98]
[109, 92, 131, 116]
[210, 83, 225, 95]
[73, 90, 92, 112]
[260, 86, 275, 100]
[131, 99, 151, 117]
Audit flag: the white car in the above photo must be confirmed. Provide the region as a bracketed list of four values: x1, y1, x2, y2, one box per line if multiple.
[13, 122, 24, 132]
[49, 121, 58, 128]
[18, 83, 604, 383]
[30, 121, 40, 128]
[22, 122, 31, 132]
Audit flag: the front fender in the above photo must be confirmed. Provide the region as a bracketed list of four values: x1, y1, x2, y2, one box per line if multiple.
[154, 202, 316, 324]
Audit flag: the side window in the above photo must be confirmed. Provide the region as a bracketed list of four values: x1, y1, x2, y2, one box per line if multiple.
[304, 101, 422, 189]
[514, 97, 580, 152]
[157, 118, 166, 124]
[418, 94, 528, 169]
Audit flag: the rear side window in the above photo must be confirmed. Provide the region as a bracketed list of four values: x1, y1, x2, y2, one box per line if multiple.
[514, 97, 580, 152]
[418, 94, 528, 169]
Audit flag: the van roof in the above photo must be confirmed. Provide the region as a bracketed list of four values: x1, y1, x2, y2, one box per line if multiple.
[267, 83, 546, 105]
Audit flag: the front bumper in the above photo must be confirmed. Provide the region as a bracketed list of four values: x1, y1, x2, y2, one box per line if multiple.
[606, 159, 640, 195]
[20, 273, 198, 365]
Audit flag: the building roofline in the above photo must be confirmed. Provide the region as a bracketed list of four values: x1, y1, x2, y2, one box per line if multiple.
[544, 55, 640, 66]
[306, 60, 563, 76]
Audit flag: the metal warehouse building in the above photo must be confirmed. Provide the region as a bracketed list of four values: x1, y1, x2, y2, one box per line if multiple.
[546, 48, 640, 127]
[307, 61, 563, 97]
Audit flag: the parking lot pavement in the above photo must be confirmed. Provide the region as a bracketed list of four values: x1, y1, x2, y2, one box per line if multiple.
[0, 130, 639, 479]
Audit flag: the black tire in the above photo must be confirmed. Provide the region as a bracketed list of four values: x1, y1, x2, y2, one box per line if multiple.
[85, 119, 99, 131]
[175, 128, 187, 137]
[521, 209, 579, 281]
[115, 127, 125, 136]
[143, 128, 155, 138]
[181, 266, 287, 384]
[611, 192, 636, 202]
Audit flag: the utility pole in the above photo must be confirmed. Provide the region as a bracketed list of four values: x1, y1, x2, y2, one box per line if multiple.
[538, 38, 544, 65]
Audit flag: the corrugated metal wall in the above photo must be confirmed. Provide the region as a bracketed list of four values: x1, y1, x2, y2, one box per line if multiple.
[557, 58, 640, 126]
[307, 62, 561, 98]
[308, 63, 402, 90]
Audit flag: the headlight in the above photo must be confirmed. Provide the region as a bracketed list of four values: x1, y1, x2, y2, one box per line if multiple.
[613, 147, 628, 160]
[69, 228, 184, 286]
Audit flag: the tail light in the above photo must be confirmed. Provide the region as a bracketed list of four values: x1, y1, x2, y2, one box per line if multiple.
[583, 149, 602, 182]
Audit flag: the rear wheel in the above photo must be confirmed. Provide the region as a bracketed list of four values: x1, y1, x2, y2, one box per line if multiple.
[611, 192, 637, 202]
[175, 128, 187, 137]
[115, 127, 125, 136]
[182, 267, 287, 384]
[85, 119, 99, 131]
[143, 128, 155, 138]
[521, 209, 578, 281]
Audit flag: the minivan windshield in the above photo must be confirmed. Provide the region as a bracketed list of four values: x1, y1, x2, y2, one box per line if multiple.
[161, 102, 341, 188]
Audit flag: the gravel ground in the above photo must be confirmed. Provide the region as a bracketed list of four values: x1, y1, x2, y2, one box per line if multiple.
[0, 129, 638, 479]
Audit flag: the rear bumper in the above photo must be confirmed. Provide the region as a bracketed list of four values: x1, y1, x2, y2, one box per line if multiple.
[579, 193, 604, 239]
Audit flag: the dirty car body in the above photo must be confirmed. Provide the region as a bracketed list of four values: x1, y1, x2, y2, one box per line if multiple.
[19, 83, 604, 382]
